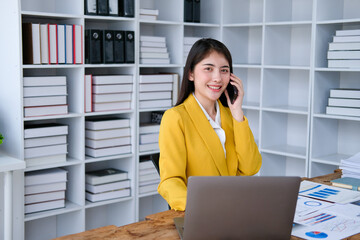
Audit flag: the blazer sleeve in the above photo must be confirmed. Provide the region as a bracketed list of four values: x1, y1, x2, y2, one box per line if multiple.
[157, 108, 188, 211]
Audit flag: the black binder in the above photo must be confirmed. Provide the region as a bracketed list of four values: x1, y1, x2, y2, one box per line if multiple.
[119, 0, 134, 17]
[193, 0, 200, 23]
[85, 29, 103, 64]
[124, 31, 135, 63]
[103, 30, 114, 63]
[184, 0, 193, 22]
[114, 31, 125, 63]
[85, 0, 97, 15]
[97, 0, 108, 15]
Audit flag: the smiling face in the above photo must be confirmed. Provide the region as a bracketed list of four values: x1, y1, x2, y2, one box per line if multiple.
[189, 50, 230, 109]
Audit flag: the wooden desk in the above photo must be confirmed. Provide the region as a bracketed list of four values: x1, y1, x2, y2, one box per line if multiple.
[54, 170, 360, 240]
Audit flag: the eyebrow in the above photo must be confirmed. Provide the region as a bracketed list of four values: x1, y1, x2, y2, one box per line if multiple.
[202, 63, 230, 68]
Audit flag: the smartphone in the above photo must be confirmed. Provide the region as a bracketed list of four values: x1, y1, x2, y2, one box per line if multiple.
[226, 81, 238, 104]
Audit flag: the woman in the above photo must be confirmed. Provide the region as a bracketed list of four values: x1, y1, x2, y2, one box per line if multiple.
[157, 38, 262, 211]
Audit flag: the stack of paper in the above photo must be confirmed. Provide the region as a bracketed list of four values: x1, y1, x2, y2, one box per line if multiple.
[140, 35, 170, 64]
[340, 152, 360, 179]
[183, 37, 201, 63]
[327, 29, 360, 68]
[139, 8, 159, 21]
[139, 123, 160, 152]
[85, 168, 130, 202]
[326, 89, 360, 117]
[139, 158, 160, 194]
[25, 168, 67, 214]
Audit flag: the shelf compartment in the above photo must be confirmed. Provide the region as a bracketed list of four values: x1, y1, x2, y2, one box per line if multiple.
[260, 152, 306, 177]
[234, 68, 261, 107]
[313, 71, 360, 114]
[263, 68, 310, 112]
[21, 0, 82, 15]
[223, 26, 262, 65]
[138, 194, 168, 221]
[243, 109, 260, 144]
[311, 153, 350, 166]
[222, 0, 263, 25]
[265, 0, 312, 23]
[140, 0, 183, 22]
[184, 25, 221, 42]
[316, 0, 360, 22]
[310, 162, 339, 178]
[261, 111, 308, 158]
[264, 24, 311, 67]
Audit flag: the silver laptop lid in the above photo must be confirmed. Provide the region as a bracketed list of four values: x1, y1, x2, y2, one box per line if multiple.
[183, 176, 301, 240]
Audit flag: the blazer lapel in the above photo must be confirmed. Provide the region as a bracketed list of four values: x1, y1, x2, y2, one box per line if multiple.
[184, 95, 229, 176]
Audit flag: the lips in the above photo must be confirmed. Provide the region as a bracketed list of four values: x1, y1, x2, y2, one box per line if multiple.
[208, 85, 221, 90]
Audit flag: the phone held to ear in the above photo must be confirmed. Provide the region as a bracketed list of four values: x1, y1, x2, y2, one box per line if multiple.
[227, 81, 238, 104]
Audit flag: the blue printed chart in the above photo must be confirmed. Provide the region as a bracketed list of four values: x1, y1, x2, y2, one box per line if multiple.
[295, 196, 333, 220]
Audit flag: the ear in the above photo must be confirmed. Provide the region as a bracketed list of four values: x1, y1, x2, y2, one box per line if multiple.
[188, 71, 194, 81]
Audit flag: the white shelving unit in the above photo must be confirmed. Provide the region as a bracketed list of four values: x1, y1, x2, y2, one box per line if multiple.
[0, 0, 359, 239]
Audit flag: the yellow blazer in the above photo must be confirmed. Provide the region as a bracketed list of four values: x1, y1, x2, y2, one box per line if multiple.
[157, 94, 262, 211]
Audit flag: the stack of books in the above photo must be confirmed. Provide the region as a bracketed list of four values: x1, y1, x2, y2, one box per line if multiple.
[85, 118, 131, 158]
[327, 29, 360, 68]
[140, 35, 170, 64]
[22, 23, 82, 65]
[139, 158, 160, 194]
[24, 123, 68, 167]
[326, 88, 360, 117]
[85, 168, 130, 202]
[183, 37, 201, 63]
[139, 8, 159, 20]
[90, 75, 133, 112]
[24, 168, 67, 214]
[139, 73, 179, 109]
[23, 76, 68, 117]
[139, 123, 160, 152]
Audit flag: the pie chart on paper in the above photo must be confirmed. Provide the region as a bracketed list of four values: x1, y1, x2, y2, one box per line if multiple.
[305, 231, 328, 238]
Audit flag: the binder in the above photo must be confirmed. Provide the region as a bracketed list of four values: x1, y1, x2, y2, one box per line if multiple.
[73, 25, 83, 64]
[125, 31, 135, 63]
[114, 31, 125, 63]
[85, 0, 97, 15]
[22, 23, 41, 64]
[65, 25, 73, 64]
[85, 29, 103, 64]
[48, 24, 58, 64]
[119, 0, 134, 17]
[108, 0, 119, 16]
[40, 24, 49, 64]
[103, 30, 114, 63]
[97, 0, 108, 15]
[193, 0, 200, 23]
[57, 24, 66, 64]
[184, 0, 193, 22]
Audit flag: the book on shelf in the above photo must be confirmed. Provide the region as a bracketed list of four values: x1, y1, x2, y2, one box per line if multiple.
[48, 24, 58, 64]
[139, 160, 156, 170]
[23, 85, 67, 97]
[140, 52, 169, 59]
[85, 74, 92, 112]
[40, 24, 49, 64]
[25, 181, 66, 195]
[24, 104, 68, 117]
[85, 179, 130, 194]
[140, 47, 167, 53]
[24, 94, 66, 106]
[25, 199, 65, 214]
[85, 145, 131, 158]
[139, 183, 159, 194]
[92, 101, 131, 112]
[151, 111, 164, 124]
[140, 35, 166, 43]
[65, 24, 73, 64]
[73, 24, 83, 64]
[139, 133, 159, 144]
[57, 24, 66, 64]
[86, 187, 130, 202]
[139, 14, 157, 21]
[24, 143, 67, 159]
[85, 118, 130, 130]
[139, 74, 174, 84]
[85, 127, 131, 140]
[85, 168, 128, 185]
[327, 50, 360, 60]
[24, 123, 68, 139]
[328, 59, 360, 68]
[139, 8, 159, 16]
[326, 106, 360, 117]
[139, 172, 160, 183]
[336, 29, 360, 36]
[140, 99, 172, 109]
[139, 123, 160, 134]
[330, 89, 360, 99]
[92, 92, 131, 103]
[140, 41, 166, 48]
[331, 177, 360, 191]
[139, 142, 159, 152]
[333, 35, 360, 43]
[22, 23, 41, 64]
[92, 75, 133, 85]
[23, 76, 67, 86]
[139, 167, 158, 176]
[140, 58, 170, 64]
[25, 168, 67, 186]
[85, 136, 131, 149]
[92, 84, 133, 94]
[139, 83, 172, 92]
[24, 135, 67, 148]
[328, 42, 360, 51]
[25, 190, 65, 204]
[25, 154, 67, 168]
[139, 91, 172, 101]
[328, 98, 360, 108]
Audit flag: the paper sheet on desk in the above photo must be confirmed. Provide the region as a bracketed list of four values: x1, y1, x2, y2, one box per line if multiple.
[294, 196, 333, 220]
[299, 180, 360, 204]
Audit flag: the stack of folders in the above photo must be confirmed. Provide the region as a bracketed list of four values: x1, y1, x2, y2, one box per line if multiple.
[139, 158, 160, 194]
[139, 8, 159, 20]
[85, 0, 134, 17]
[23, 76, 68, 117]
[327, 29, 360, 68]
[85, 168, 130, 202]
[22, 22, 83, 65]
[339, 152, 360, 180]
[326, 89, 360, 117]
[24, 123, 68, 167]
[24, 168, 67, 214]
[85, 118, 131, 158]
[140, 35, 170, 64]
[183, 37, 201, 63]
[139, 123, 160, 152]
[139, 73, 179, 109]
[88, 75, 133, 112]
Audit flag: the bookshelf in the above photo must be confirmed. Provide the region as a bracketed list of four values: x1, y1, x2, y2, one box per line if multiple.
[0, 0, 359, 239]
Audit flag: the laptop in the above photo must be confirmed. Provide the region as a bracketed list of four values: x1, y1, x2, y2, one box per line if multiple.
[174, 176, 301, 240]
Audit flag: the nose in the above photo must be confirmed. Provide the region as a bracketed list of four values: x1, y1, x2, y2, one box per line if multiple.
[212, 69, 221, 82]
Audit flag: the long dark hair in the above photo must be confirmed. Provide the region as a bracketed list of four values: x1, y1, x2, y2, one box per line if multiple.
[176, 38, 233, 107]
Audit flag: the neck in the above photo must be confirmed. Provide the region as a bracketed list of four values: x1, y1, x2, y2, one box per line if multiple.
[193, 93, 217, 120]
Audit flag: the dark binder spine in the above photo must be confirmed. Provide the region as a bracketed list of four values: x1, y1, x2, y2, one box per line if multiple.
[108, 0, 119, 16]
[114, 31, 125, 63]
[184, 0, 193, 22]
[124, 31, 135, 63]
[97, 0, 108, 15]
[85, 29, 103, 64]
[85, 0, 97, 15]
[103, 30, 114, 63]
[193, 0, 200, 23]
[119, 0, 134, 17]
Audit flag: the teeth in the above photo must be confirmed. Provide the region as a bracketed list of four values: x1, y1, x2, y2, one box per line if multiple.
[208, 86, 221, 90]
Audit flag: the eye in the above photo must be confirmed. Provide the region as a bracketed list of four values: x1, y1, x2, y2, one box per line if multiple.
[204, 67, 212, 71]
[221, 68, 229, 73]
